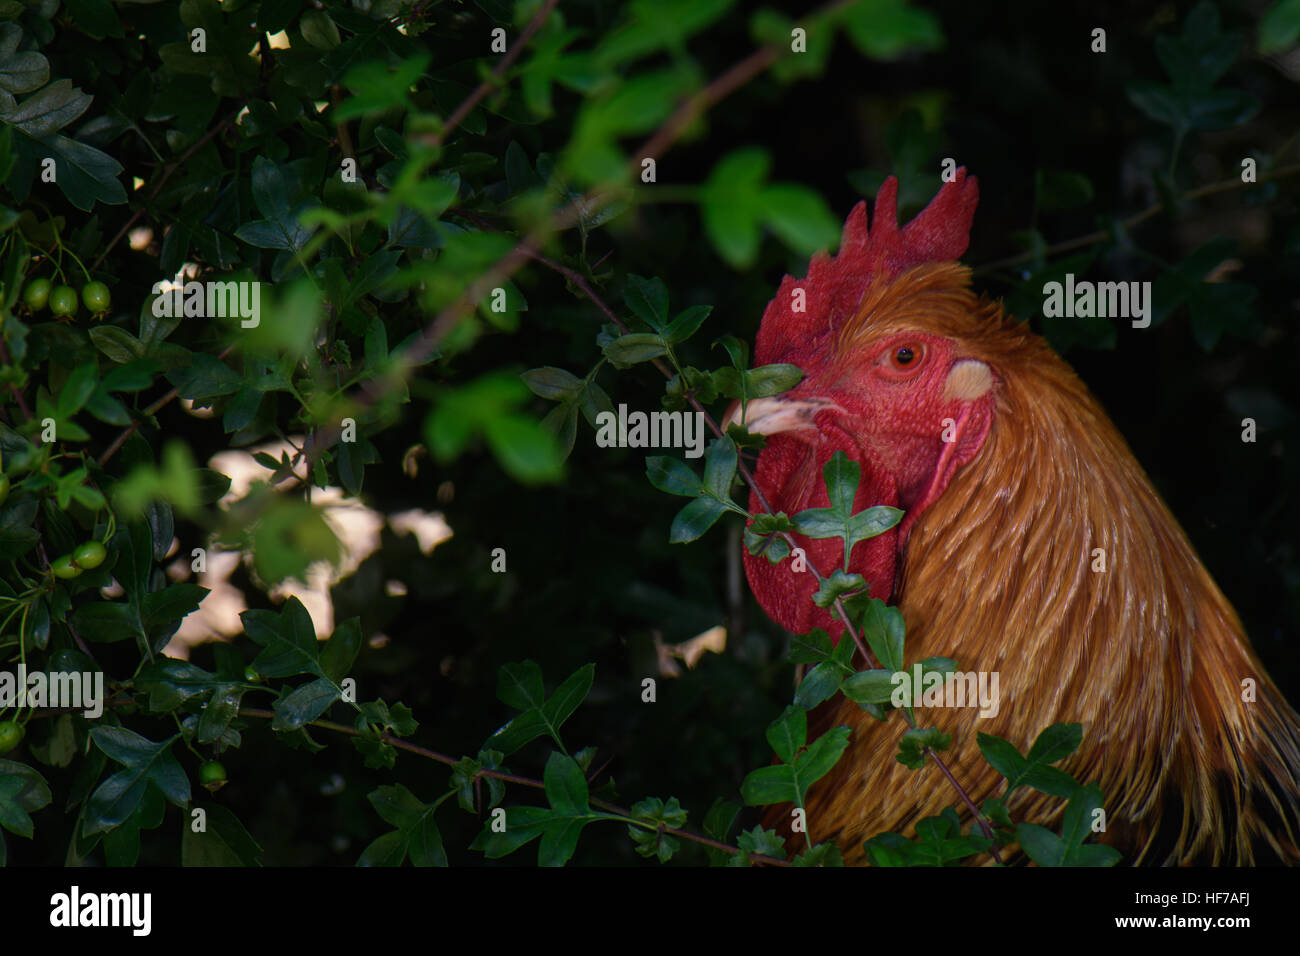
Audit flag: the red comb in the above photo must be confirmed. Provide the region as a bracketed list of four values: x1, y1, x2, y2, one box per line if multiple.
[754, 169, 979, 366]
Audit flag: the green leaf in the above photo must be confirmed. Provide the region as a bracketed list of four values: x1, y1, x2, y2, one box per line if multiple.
[652, 437, 747, 542]
[697, 442, 734, 507]
[792, 659, 846, 709]
[135, 659, 221, 711]
[791, 452, 902, 570]
[812, 569, 866, 608]
[540, 663, 595, 733]
[271, 678, 341, 731]
[241, 597, 325, 679]
[838, 0, 944, 60]
[543, 752, 588, 816]
[0, 25, 48, 96]
[623, 274, 670, 330]
[646, 455, 703, 496]
[796, 725, 850, 785]
[602, 331, 667, 367]
[336, 53, 430, 121]
[739, 363, 804, 399]
[761, 184, 839, 254]
[359, 784, 447, 867]
[1035, 169, 1094, 213]
[10, 130, 126, 210]
[483, 414, 565, 484]
[471, 805, 553, 860]
[521, 366, 583, 402]
[855, 598, 906, 673]
[235, 155, 314, 251]
[669, 495, 728, 543]
[662, 304, 711, 344]
[739, 764, 797, 805]
[1, 79, 92, 138]
[300, 10, 341, 49]
[496, 660, 545, 711]
[84, 728, 189, 834]
[1260, 0, 1300, 54]
[63, 0, 123, 38]
[978, 723, 1083, 798]
[195, 684, 243, 745]
[0, 759, 51, 838]
[793, 843, 844, 866]
[701, 147, 769, 267]
[320, 618, 362, 683]
[1026, 722, 1083, 765]
[1015, 822, 1066, 866]
[733, 825, 786, 864]
[487, 662, 594, 755]
[181, 803, 263, 866]
[627, 796, 688, 863]
[743, 712, 849, 810]
[896, 727, 950, 769]
[56, 362, 97, 417]
[765, 705, 805, 764]
[841, 668, 898, 706]
[744, 522, 792, 564]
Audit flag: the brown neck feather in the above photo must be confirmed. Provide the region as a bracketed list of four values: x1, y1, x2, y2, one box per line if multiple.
[898, 297, 1300, 862]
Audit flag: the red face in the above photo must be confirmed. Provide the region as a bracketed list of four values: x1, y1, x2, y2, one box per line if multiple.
[820, 331, 994, 519]
[738, 329, 997, 637]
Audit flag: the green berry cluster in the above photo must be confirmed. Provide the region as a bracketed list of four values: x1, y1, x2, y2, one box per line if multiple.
[21, 277, 111, 318]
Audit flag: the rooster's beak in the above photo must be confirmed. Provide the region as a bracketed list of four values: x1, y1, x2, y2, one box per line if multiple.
[722, 396, 839, 436]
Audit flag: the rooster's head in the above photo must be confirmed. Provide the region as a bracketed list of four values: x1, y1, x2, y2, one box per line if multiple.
[738, 170, 1004, 637]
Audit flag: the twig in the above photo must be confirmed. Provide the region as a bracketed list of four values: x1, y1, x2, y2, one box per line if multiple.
[97, 343, 236, 467]
[318, 0, 853, 465]
[92, 108, 244, 272]
[421, 0, 560, 151]
[0, 340, 30, 419]
[237, 707, 789, 866]
[974, 161, 1300, 276]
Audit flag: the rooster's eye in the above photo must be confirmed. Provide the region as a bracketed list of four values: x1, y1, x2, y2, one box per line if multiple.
[888, 344, 924, 372]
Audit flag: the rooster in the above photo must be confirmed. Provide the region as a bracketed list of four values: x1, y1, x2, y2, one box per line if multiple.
[737, 169, 1300, 865]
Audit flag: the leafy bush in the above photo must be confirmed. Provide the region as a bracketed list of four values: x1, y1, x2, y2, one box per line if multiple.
[0, 0, 1296, 866]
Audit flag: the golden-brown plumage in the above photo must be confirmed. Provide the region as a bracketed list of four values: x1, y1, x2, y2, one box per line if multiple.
[759, 261, 1300, 864]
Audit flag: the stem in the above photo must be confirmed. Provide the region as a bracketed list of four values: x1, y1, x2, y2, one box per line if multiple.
[421, 0, 560, 151]
[974, 162, 1300, 277]
[97, 343, 237, 467]
[311, 0, 852, 467]
[237, 707, 789, 866]
[0, 339, 30, 419]
[91, 107, 244, 272]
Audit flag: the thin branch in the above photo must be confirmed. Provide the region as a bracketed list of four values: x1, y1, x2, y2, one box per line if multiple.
[92, 107, 244, 272]
[0, 339, 30, 419]
[318, 0, 853, 464]
[97, 344, 236, 467]
[237, 707, 789, 866]
[420, 0, 560, 151]
[974, 161, 1300, 277]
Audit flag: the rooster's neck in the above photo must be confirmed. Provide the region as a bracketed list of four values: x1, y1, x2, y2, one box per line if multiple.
[895, 344, 1300, 862]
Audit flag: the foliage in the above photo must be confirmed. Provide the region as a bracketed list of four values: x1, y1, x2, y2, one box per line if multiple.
[0, 0, 1295, 867]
